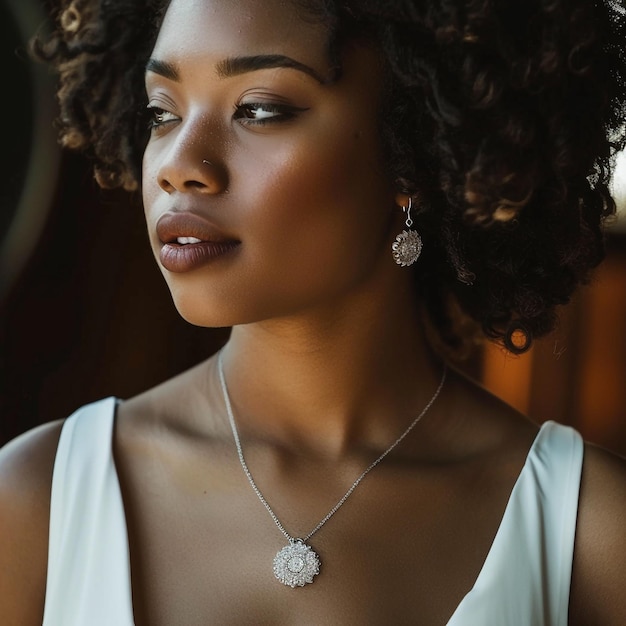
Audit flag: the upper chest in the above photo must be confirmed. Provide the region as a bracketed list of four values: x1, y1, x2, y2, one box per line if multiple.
[114, 431, 531, 626]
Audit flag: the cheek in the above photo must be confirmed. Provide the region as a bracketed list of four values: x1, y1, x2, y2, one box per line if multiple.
[245, 123, 392, 245]
[238, 124, 392, 271]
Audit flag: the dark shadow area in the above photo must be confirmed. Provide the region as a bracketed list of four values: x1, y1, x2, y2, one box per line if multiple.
[0, 151, 229, 445]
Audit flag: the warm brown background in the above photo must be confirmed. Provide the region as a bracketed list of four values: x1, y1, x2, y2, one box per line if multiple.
[0, 0, 625, 454]
[481, 238, 626, 456]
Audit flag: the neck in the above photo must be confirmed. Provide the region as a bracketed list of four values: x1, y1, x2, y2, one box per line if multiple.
[216, 280, 444, 459]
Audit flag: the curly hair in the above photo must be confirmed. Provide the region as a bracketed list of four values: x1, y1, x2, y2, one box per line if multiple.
[33, 0, 626, 354]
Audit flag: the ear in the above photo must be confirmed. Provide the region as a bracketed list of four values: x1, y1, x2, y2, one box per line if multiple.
[394, 192, 411, 209]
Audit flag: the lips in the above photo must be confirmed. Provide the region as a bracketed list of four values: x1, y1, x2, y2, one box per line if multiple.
[156, 212, 237, 245]
[156, 212, 240, 273]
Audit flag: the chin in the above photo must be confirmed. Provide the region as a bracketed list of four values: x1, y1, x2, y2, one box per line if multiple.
[168, 287, 268, 329]
[170, 292, 237, 328]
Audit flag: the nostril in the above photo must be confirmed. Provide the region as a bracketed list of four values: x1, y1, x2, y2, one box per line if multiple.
[185, 180, 213, 191]
[158, 177, 176, 194]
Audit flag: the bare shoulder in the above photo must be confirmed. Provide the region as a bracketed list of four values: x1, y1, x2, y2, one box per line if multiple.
[569, 441, 626, 625]
[0, 420, 65, 625]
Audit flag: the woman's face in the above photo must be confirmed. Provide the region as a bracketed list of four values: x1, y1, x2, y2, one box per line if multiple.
[142, 0, 399, 327]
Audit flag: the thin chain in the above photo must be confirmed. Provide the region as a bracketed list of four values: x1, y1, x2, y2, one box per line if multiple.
[218, 351, 446, 544]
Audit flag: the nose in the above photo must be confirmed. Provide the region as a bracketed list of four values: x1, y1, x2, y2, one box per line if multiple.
[156, 123, 229, 195]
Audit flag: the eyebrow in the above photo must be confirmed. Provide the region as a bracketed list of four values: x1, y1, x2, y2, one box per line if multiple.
[145, 54, 326, 84]
[146, 58, 180, 81]
[216, 55, 326, 83]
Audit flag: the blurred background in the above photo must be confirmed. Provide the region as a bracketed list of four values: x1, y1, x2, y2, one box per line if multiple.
[1, 0, 625, 454]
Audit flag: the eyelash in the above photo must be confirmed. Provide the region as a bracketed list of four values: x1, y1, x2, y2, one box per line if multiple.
[233, 102, 307, 125]
[145, 102, 306, 132]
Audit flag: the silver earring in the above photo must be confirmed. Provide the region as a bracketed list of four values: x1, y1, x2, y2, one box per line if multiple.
[392, 197, 423, 267]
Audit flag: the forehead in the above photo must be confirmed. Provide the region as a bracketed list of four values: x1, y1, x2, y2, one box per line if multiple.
[152, 0, 331, 71]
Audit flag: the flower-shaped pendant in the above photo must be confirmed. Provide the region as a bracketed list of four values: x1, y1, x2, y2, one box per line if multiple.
[273, 540, 321, 587]
[392, 230, 423, 266]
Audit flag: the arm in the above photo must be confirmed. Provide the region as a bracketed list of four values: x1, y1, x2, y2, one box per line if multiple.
[0, 421, 64, 626]
[569, 443, 626, 625]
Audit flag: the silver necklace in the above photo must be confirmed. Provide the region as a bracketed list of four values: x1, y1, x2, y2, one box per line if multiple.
[217, 352, 446, 588]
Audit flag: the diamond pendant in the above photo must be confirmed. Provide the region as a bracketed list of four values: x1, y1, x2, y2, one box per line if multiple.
[273, 539, 321, 587]
[392, 230, 423, 267]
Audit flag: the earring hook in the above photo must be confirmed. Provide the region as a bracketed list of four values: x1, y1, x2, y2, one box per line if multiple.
[404, 197, 413, 229]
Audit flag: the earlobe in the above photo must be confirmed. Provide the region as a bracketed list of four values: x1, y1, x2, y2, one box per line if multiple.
[394, 192, 412, 209]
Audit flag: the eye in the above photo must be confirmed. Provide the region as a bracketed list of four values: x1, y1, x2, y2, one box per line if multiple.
[146, 105, 180, 131]
[233, 102, 307, 126]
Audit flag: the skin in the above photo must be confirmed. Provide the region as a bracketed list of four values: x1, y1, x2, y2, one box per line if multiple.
[1, 0, 625, 624]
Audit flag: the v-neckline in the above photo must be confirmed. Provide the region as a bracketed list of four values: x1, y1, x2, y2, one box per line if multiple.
[445, 423, 546, 623]
[110, 400, 546, 625]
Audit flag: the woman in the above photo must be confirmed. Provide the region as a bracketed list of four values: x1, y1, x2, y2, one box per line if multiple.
[1, 0, 625, 623]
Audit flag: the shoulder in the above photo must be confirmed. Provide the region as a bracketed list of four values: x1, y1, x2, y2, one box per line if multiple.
[0, 419, 65, 625]
[569, 441, 626, 625]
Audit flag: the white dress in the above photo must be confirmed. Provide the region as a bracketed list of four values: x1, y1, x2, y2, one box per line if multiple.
[42, 397, 583, 625]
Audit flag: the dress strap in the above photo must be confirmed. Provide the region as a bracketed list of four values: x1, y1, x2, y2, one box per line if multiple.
[448, 421, 583, 625]
[43, 397, 134, 625]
